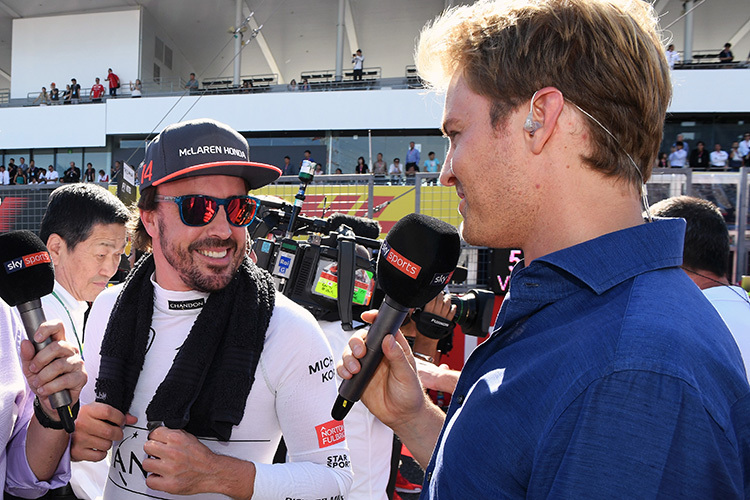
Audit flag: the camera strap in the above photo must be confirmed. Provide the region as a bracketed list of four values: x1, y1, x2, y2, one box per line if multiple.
[413, 310, 456, 340]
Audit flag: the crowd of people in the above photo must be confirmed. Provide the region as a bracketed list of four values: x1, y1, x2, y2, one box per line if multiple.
[0, 158, 109, 185]
[660, 132, 749, 169]
[30, 69, 144, 105]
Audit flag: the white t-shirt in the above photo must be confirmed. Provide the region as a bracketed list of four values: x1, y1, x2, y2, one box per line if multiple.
[668, 149, 687, 167]
[710, 150, 728, 167]
[388, 163, 401, 175]
[81, 278, 352, 500]
[47, 170, 60, 182]
[319, 321, 393, 500]
[703, 285, 750, 381]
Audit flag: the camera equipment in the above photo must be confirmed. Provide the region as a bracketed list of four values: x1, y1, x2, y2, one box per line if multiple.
[451, 289, 496, 337]
[411, 285, 495, 352]
[250, 165, 382, 330]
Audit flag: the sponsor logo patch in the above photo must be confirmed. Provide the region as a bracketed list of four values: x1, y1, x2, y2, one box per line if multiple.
[380, 241, 420, 279]
[309, 356, 335, 382]
[178, 145, 247, 159]
[326, 454, 351, 469]
[168, 299, 205, 310]
[430, 270, 454, 286]
[3, 251, 51, 274]
[315, 420, 345, 448]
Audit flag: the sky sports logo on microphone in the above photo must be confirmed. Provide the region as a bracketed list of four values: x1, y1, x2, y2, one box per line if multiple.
[380, 240, 421, 279]
[3, 251, 51, 275]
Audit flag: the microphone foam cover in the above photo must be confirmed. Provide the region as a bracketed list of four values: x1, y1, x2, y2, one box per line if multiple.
[0, 230, 55, 306]
[327, 213, 382, 239]
[377, 213, 460, 307]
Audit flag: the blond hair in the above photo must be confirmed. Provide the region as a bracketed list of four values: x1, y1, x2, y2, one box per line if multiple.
[417, 0, 671, 186]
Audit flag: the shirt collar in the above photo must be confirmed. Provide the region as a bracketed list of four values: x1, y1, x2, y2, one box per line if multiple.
[495, 218, 685, 330]
[53, 280, 89, 316]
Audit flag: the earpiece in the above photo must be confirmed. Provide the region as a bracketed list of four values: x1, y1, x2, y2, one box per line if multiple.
[524, 90, 543, 136]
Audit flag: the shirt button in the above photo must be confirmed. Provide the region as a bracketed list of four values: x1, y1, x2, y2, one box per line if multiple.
[426, 472, 432, 482]
[456, 395, 464, 405]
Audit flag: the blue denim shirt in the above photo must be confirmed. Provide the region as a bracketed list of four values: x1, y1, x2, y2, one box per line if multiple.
[422, 218, 750, 499]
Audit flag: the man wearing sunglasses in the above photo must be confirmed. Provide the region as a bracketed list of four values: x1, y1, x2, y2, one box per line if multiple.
[71, 119, 352, 500]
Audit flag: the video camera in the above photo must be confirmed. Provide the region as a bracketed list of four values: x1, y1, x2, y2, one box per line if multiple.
[249, 163, 382, 330]
[250, 163, 496, 338]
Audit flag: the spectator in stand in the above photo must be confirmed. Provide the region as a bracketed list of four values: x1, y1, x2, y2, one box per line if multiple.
[105, 68, 120, 97]
[91, 77, 105, 102]
[37, 165, 47, 184]
[70, 78, 81, 103]
[130, 79, 143, 98]
[62, 84, 72, 104]
[46, 165, 59, 183]
[388, 157, 402, 183]
[63, 162, 81, 183]
[372, 153, 387, 175]
[280, 156, 294, 176]
[665, 44, 680, 69]
[49, 82, 60, 104]
[98, 169, 109, 182]
[673, 133, 689, 152]
[33, 86, 50, 105]
[729, 142, 744, 170]
[718, 43, 734, 63]
[300, 150, 315, 171]
[111, 161, 122, 185]
[27, 160, 39, 183]
[287, 79, 298, 91]
[17, 157, 28, 175]
[352, 49, 364, 81]
[709, 143, 729, 170]
[0, 165, 8, 185]
[424, 151, 441, 173]
[300, 78, 311, 91]
[655, 152, 669, 168]
[650, 196, 750, 381]
[739, 132, 750, 162]
[13, 168, 27, 185]
[84, 162, 97, 182]
[355, 157, 369, 174]
[334, 168, 343, 174]
[689, 141, 709, 170]
[185, 72, 199, 92]
[668, 141, 687, 167]
[7, 158, 17, 184]
[314, 163, 325, 176]
[405, 141, 420, 175]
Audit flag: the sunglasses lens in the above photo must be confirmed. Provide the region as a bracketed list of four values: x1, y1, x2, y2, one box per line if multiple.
[180, 196, 217, 226]
[227, 197, 258, 226]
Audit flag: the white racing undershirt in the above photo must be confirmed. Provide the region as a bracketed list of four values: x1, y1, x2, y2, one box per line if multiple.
[80, 277, 352, 500]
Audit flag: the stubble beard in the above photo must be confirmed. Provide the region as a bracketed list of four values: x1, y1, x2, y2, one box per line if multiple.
[157, 219, 245, 292]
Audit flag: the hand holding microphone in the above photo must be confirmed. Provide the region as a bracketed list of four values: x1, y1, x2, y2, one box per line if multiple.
[0, 230, 86, 433]
[332, 213, 460, 421]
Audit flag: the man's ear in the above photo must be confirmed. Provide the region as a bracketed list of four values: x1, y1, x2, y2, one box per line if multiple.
[141, 209, 158, 239]
[525, 87, 565, 155]
[46, 233, 65, 267]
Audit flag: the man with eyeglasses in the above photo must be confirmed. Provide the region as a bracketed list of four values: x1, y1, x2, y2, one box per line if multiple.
[71, 119, 352, 500]
[339, 0, 749, 498]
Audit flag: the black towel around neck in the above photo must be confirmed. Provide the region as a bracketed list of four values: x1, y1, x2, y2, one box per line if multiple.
[95, 253, 275, 441]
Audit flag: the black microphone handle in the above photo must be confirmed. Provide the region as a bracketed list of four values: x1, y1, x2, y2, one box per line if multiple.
[17, 299, 76, 433]
[332, 295, 409, 420]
